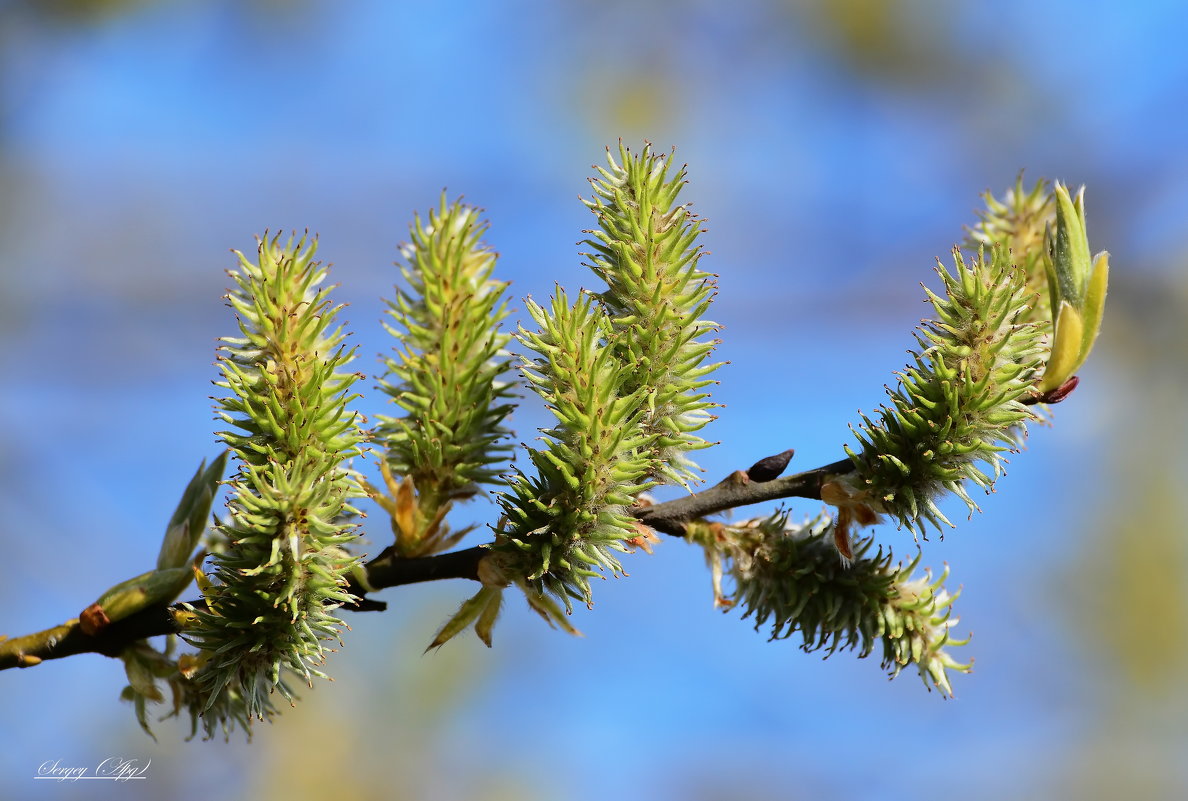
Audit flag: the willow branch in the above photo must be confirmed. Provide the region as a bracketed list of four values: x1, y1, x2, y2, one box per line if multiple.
[0, 454, 855, 671]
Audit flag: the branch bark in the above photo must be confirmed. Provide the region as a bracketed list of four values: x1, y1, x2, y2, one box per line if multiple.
[636, 457, 854, 536]
[0, 455, 855, 671]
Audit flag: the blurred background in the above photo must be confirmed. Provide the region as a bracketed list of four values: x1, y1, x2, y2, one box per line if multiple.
[2, 0, 1186, 799]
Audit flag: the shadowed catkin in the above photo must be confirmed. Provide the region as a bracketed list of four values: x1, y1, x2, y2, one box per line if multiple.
[688, 509, 969, 695]
[967, 175, 1056, 328]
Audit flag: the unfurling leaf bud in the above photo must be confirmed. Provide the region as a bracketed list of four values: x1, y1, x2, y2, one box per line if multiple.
[81, 562, 199, 636]
[156, 453, 227, 571]
[1038, 183, 1109, 391]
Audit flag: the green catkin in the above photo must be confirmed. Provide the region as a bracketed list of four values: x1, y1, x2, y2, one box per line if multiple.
[582, 142, 724, 488]
[186, 233, 363, 726]
[845, 246, 1044, 535]
[690, 509, 970, 696]
[377, 197, 516, 515]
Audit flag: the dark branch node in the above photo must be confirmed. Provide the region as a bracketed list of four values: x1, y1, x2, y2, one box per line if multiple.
[746, 448, 795, 482]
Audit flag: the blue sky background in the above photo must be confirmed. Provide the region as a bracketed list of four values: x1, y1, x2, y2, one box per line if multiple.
[2, 1, 1187, 799]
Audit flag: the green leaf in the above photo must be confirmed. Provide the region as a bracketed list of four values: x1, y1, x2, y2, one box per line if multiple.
[1037, 184, 1109, 391]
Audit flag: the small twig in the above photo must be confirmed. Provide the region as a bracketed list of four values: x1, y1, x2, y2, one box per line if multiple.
[357, 545, 486, 592]
[635, 457, 854, 536]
